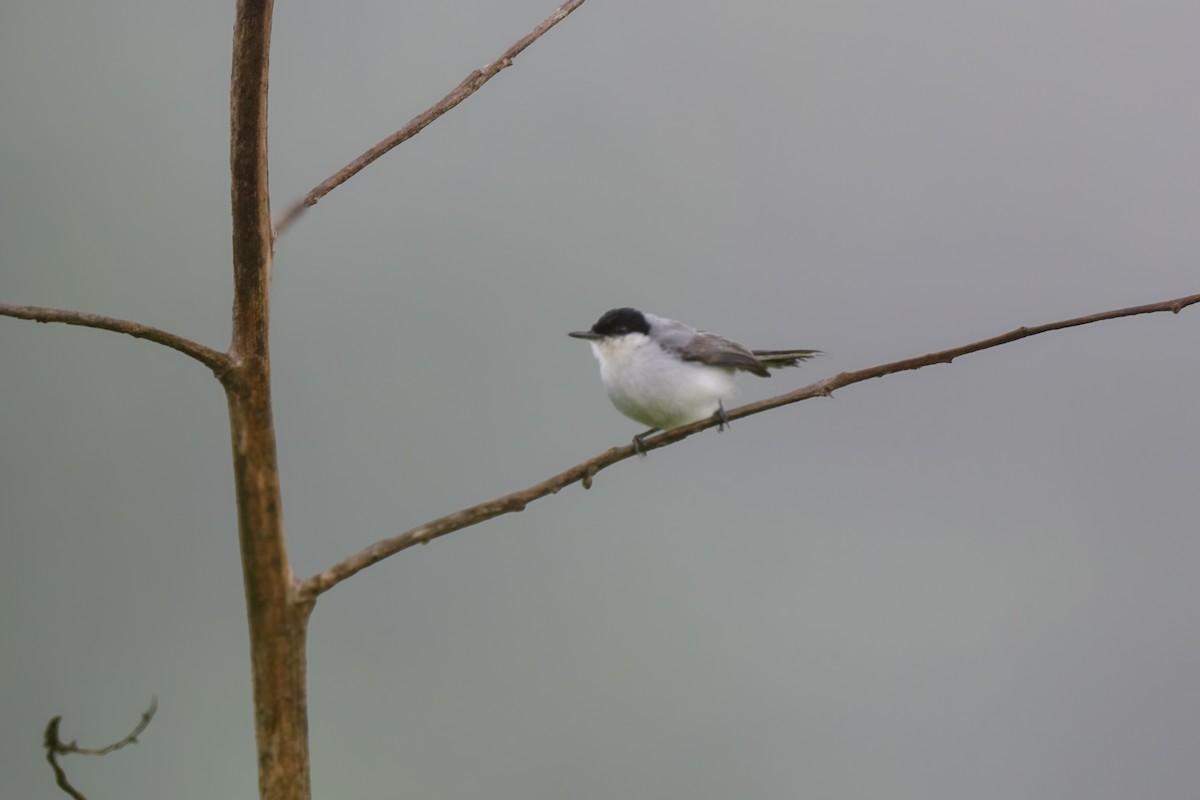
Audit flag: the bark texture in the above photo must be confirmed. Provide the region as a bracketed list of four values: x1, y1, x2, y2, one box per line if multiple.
[229, 2, 313, 799]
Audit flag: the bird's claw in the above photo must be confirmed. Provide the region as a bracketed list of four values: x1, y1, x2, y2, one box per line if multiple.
[632, 430, 655, 457]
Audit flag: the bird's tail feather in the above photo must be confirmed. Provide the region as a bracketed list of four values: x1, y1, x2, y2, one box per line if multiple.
[752, 349, 824, 369]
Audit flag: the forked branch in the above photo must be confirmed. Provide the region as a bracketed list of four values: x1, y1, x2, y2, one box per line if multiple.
[43, 697, 158, 800]
[0, 304, 230, 375]
[273, 0, 587, 236]
[300, 291, 1200, 599]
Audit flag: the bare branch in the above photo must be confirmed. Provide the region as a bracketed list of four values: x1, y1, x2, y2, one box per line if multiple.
[729, 291, 1200, 422]
[0, 304, 230, 375]
[300, 291, 1200, 598]
[43, 697, 158, 800]
[301, 450, 629, 597]
[272, 0, 587, 236]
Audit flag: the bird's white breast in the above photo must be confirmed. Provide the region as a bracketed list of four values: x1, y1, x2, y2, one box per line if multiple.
[589, 334, 736, 430]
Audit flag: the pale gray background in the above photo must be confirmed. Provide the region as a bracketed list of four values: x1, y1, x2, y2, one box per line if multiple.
[2, 1, 1198, 798]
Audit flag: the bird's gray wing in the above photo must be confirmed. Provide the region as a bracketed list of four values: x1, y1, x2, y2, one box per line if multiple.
[677, 332, 771, 377]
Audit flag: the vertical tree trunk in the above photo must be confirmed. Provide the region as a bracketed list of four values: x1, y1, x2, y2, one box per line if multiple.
[228, 1, 312, 798]
[225, 384, 312, 800]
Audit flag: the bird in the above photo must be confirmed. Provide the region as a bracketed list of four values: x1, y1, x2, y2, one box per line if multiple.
[569, 307, 822, 450]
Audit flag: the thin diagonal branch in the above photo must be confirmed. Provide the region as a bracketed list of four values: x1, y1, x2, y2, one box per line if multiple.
[0, 304, 230, 375]
[272, 0, 587, 236]
[299, 291, 1200, 599]
[43, 697, 158, 800]
[729, 291, 1200, 423]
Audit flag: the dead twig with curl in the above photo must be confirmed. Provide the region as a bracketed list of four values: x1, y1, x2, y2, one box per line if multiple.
[43, 697, 159, 800]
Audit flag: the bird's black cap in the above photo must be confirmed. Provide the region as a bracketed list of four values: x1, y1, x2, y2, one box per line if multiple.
[569, 307, 650, 340]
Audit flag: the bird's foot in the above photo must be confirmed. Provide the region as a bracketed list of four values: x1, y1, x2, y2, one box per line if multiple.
[715, 401, 731, 432]
[632, 429, 656, 457]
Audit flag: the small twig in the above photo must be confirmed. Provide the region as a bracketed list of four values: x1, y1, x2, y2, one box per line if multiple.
[43, 697, 158, 800]
[299, 291, 1200, 599]
[272, 0, 587, 236]
[0, 304, 230, 376]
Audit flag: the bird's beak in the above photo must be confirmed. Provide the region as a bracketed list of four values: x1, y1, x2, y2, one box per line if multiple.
[568, 330, 601, 340]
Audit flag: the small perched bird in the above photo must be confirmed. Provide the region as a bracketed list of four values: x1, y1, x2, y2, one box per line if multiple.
[569, 307, 822, 448]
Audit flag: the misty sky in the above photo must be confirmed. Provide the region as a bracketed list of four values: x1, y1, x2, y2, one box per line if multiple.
[2, 1, 1198, 798]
